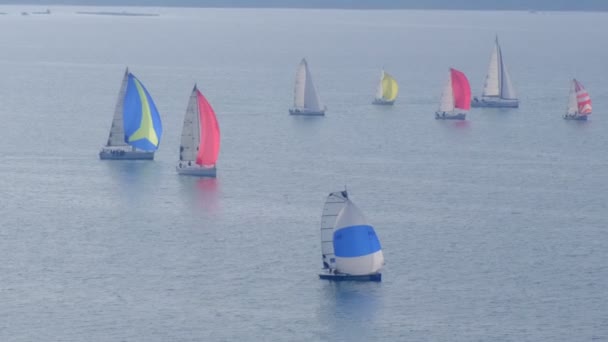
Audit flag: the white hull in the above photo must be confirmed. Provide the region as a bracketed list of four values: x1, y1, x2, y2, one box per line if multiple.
[472, 96, 519, 108]
[99, 147, 154, 160]
[289, 108, 325, 116]
[176, 163, 217, 177]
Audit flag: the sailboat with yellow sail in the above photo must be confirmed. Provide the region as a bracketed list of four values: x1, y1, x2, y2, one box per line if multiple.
[99, 68, 163, 160]
[372, 70, 398, 105]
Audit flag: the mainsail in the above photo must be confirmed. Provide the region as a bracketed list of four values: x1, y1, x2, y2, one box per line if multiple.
[375, 70, 399, 102]
[179, 85, 221, 166]
[482, 37, 517, 100]
[320, 191, 349, 270]
[294, 58, 323, 112]
[105, 68, 130, 147]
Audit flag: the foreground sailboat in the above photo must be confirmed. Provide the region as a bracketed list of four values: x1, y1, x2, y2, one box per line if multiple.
[177, 85, 220, 176]
[319, 190, 384, 282]
[99, 68, 163, 160]
[372, 70, 399, 105]
[564, 79, 592, 121]
[472, 36, 519, 108]
[289, 58, 326, 116]
[436, 68, 471, 120]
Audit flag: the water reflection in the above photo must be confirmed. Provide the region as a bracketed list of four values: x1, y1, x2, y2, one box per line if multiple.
[103, 161, 162, 202]
[319, 282, 382, 340]
[178, 176, 221, 215]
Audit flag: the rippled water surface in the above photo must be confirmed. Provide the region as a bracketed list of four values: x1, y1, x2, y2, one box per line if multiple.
[0, 6, 607, 341]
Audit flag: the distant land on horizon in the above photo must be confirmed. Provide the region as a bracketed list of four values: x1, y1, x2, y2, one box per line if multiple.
[2, 0, 608, 11]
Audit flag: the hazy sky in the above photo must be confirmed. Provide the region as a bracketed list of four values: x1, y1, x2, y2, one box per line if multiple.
[1, 0, 607, 11]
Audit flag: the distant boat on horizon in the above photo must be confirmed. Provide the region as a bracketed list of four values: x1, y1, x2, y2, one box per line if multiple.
[289, 58, 326, 116]
[564, 79, 592, 121]
[472, 36, 519, 108]
[372, 69, 398, 105]
[436, 68, 471, 120]
[319, 190, 384, 282]
[176, 85, 220, 177]
[99, 68, 163, 160]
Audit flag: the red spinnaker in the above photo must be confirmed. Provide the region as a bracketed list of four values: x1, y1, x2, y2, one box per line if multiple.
[450, 68, 471, 111]
[574, 79, 592, 115]
[195, 90, 220, 166]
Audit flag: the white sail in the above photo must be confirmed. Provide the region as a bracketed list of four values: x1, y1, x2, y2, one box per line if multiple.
[482, 42, 501, 97]
[438, 72, 454, 112]
[105, 68, 129, 147]
[294, 59, 323, 111]
[567, 80, 578, 115]
[500, 58, 517, 100]
[375, 70, 384, 99]
[482, 38, 517, 100]
[333, 200, 384, 275]
[320, 191, 348, 270]
[179, 87, 201, 162]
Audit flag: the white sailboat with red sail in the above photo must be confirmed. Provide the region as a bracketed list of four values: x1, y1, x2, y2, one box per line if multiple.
[564, 79, 592, 121]
[176, 85, 220, 177]
[436, 68, 471, 120]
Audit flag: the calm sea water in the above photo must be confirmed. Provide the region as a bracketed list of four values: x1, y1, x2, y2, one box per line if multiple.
[0, 6, 607, 341]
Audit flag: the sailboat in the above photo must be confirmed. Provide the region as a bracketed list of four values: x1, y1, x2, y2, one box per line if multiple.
[372, 70, 399, 105]
[436, 68, 471, 120]
[99, 68, 163, 160]
[319, 190, 384, 282]
[564, 79, 592, 121]
[176, 85, 221, 177]
[289, 58, 326, 116]
[472, 36, 519, 108]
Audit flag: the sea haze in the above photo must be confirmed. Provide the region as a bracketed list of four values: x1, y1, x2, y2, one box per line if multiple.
[0, 6, 607, 341]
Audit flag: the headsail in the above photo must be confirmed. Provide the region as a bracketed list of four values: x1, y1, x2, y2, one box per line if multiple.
[382, 72, 398, 101]
[123, 73, 163, 151]
[333, 198, 384, 275]
[196, 88, 221, 166]
[451, 68, 471, 111]
[376, 70, 398, 102]
[320, 191, 349, 270]
[573, 79, 592, 115]
[294, 58, 323, 112]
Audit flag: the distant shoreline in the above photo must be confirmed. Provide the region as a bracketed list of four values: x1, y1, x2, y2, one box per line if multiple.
[1, 3, 607, 12]
[75, 11, 159, 17]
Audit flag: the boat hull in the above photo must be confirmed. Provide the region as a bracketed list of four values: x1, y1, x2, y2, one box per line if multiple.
[563, 114, 588, 121]
[471, 97, 519, 108]
[372, 98, 395, 105]
[289, 108, 325, 116]
[176, 164, 217, 177]
[435, 112, 466, 120]
[319, 272, 381, 282]
[99, 148, 154, 160]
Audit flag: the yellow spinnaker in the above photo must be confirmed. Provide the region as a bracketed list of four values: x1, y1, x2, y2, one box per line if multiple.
[128, 79, 159, 147]
[381, 72, 399, 101]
